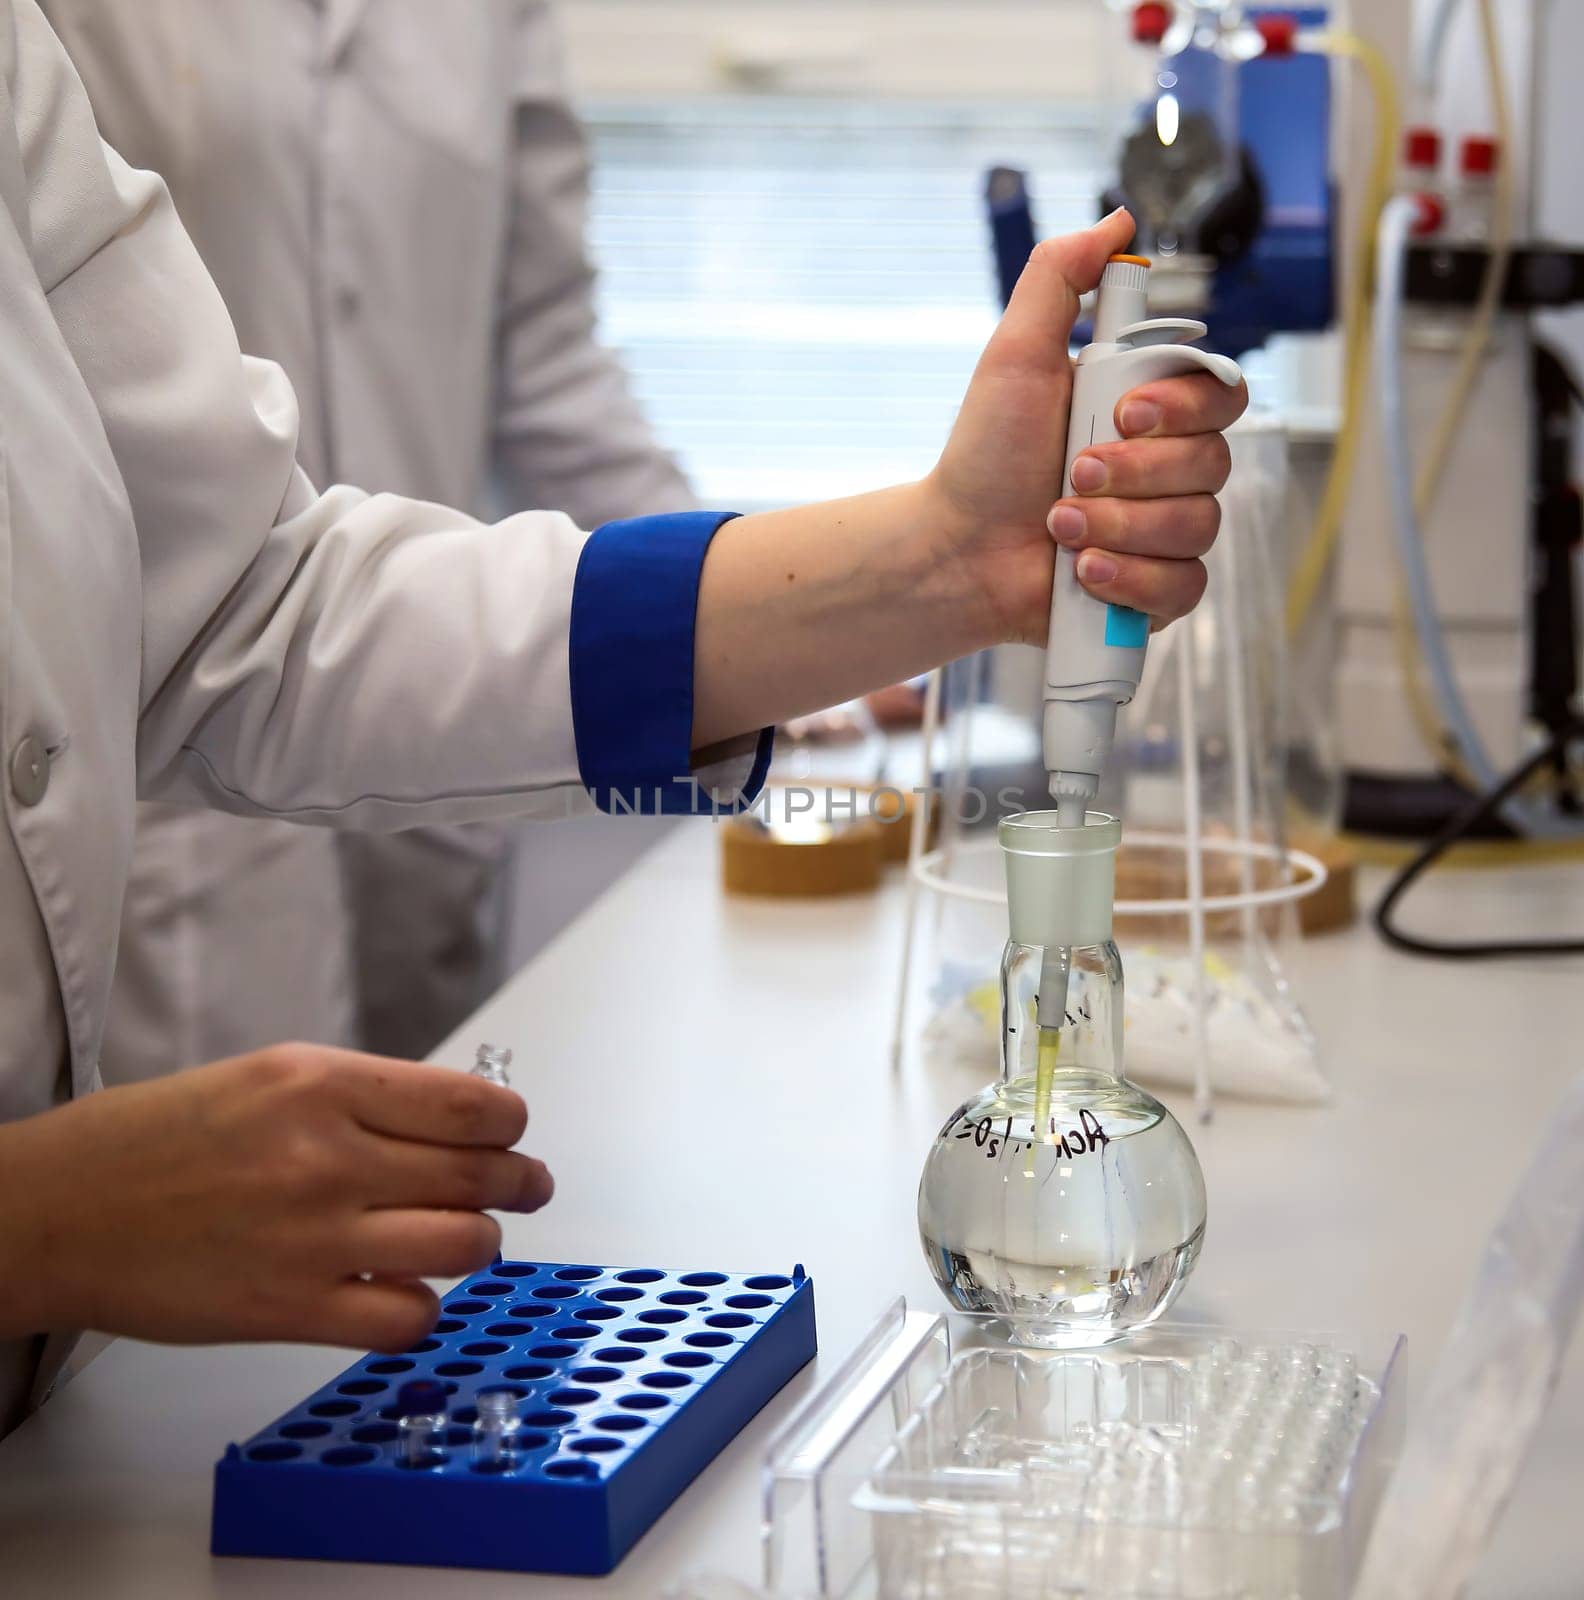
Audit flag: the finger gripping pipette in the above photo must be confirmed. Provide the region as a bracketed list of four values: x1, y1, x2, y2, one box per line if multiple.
[1044, 254, 1243, 828]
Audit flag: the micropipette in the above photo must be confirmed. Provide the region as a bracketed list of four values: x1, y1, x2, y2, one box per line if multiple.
[1038, 253, 1243, 1035]
[1044, 254, 1243, 826]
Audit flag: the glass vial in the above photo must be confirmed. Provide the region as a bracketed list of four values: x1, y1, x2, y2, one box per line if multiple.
[917, 812, 1207, 1346]
[472, 1043, 513, 1087]
[471, 1388, 524, 1473]
[393, 1378, 448, 1469]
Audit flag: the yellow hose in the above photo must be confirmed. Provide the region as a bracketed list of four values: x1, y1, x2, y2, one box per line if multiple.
[1284, 31, 1401, 639]
[1391, 0, 1516, 778]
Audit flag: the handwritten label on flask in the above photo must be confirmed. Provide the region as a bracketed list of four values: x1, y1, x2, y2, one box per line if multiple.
[952, 1108, 1110, 1162]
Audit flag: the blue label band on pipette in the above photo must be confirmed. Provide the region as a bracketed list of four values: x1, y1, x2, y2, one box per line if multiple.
[1104, 604, 1149, 649]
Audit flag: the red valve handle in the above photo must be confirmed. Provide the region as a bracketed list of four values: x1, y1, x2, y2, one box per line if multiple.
[1132, 3, 1171, 46]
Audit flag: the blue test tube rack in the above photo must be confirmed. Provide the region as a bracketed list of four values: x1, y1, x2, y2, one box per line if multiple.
[212, 1260, 817, 1575]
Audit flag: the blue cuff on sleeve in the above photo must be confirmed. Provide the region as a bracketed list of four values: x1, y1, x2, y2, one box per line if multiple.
[570, 511, 775, 815]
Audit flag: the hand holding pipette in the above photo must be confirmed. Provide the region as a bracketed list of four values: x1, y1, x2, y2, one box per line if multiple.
[1036, 255, 1244, 1036]
[690, 211, 1246, 753]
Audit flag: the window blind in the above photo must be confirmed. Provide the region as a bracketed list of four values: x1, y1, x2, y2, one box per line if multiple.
[582, 98, 1109, 507]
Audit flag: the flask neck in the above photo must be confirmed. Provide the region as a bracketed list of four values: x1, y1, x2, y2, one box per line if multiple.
[1000, 938, 1125, 1086]
[1000, 811, 1119, 949]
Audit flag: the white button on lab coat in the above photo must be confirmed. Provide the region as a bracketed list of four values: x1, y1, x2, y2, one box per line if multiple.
[0, 0, 737, 1435]
[41, 0, 694, 1070]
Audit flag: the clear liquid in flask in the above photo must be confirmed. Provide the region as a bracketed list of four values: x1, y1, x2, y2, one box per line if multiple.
[919, 1068, 1205, 1345]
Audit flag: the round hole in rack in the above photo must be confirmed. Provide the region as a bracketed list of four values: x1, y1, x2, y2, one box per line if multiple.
[596, 1287, 643, 1304]
[552, 1326, 600, 1341]
[468, 1280, 515, 1298]
[592, 1347, 644, 1364]
[570, 1367, 622, 1385]
[396, 1450, 448, 1471]
[483, 1322, 530, 1338]
[517, 1431, 550, 1450]
[452, 1406, 479, 1426]
[444, 1426, 473, 1447]
[406, 1338, 442, 1354]
[246, 1441, 301, 1463]
[658, 1290, 708, 1306]
[545, 1459, 597, 1479]
[434, 1361, 483, 1378]
[638, 1309, 687, 1326]
[460, 1341, 509, 1358]
[308, 1400, 360, 1418]
[685, 1333, 733, 1349]
[523, 1408, 575, 1428]
[366, 1358, 416, 1375]
[615, 1328, 665, 1345]
[279, 1420, 332, 1440]
[707, 1313, 754, 1331]
[508, 1303, 556, 1320]
[725, 1294, 774, 1310]
[678, 1272, 727, 1287]
[618, 1393, 671, 1411]
[504, 1363, 553, 1382]
[528, 1343, 576, 1361]
[351, 1422, 400, 1445]
[323, 1446, 379, 1468]
[616, 1269, 665, 1284]
[337, 1379, 387, 1397]
[569, 1437, 622, 1454]
[530, 1285, 578, 1301]
[441, 1381, 460, 1396]
[444, 1299, 489, 1316]
[743, 1275, 791, 1291]
[493, 1263, 538, 1278]
[547, 1388, 598, 1407]
[665, 1353, 714, 1370]
[641, 1373, 692, 1390]
[594, 1414, 647, 1432]
[433, 1319, 467, 1334]
[554, 1266, 603, 1281]
[574, 1306, 620, 1323]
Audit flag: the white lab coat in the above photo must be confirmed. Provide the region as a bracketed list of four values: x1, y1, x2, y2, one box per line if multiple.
[40, 0, 693, 1070]
[0, 0, 745, 1433]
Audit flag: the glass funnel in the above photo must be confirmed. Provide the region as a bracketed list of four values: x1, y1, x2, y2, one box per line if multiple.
[917, 812, 1207, 1346]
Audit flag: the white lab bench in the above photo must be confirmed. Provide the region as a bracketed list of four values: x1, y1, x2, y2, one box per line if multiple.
[2, 823, 1581, 1598]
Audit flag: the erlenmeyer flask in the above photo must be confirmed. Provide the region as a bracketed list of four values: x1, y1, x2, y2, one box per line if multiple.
[917, 812, 1207, 1346]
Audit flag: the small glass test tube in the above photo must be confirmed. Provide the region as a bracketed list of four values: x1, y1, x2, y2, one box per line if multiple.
[471, 1388, 523, 1472]
[471, 1042, 513, 1087]
[394, 1378, 448, 1469]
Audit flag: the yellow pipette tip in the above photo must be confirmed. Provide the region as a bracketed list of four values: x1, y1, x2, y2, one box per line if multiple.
[1026, 1027, 1063, 1175]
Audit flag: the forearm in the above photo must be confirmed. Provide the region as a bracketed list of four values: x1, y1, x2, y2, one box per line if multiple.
[0, 1119, 64, 1337]
[691, 481, 999, 749]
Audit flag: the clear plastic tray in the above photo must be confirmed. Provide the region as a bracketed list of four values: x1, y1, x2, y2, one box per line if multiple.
[758, 1301, 1404, 1600]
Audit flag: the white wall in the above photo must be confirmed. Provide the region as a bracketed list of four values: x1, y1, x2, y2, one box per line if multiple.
[1410, 0, 1583, 380]
[1533, 0, 1584, 388]
[558, 0, 1117, 100]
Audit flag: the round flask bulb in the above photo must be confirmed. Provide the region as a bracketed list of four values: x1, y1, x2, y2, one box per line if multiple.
[917, 812, 1206, 1345]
